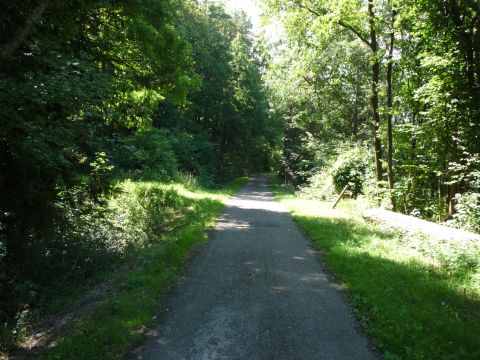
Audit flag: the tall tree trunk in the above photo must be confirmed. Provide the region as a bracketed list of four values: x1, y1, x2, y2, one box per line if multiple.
[474, 11, 480, 87]
[303, 1, 383, 185]
[408, 110, 418, 213]
[447, 124, 459, 218]
[450, 0, 476, 89]
[368, 0, 383, 184]
[386, 8, 397, 210]
[353, 66, 361, 137]
[0, 0, 51, 66]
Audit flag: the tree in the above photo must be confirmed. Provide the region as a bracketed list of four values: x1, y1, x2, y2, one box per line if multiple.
[263, 0, 480, 224]
[386, 3, 398, 210]
[263, 0, 387, 185]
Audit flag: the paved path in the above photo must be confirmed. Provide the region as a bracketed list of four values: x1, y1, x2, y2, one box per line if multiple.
[138, 176, 378, 360]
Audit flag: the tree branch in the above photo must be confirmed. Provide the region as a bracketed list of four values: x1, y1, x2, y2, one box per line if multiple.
[0, 0, 51, 66]
[295, 1, 371, 48]
[338, 20, 371, 47]
[299, 3, 322, 18]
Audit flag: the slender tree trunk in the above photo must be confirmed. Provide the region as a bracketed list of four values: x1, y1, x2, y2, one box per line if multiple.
[353, 67, 361, 137]
[408, 110, 417, 213]
[447, 123, 459, 218]
[368, 0, 383, 184]
[450, 0, 476, 89]
[474, 11, 480, 87]
[0, 0, 51, 66]
[386, 9, 397, 210]
[303, 1, 383, 185]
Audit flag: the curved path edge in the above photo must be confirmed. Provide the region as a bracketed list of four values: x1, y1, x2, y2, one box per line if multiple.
[136, 176, 380, 360]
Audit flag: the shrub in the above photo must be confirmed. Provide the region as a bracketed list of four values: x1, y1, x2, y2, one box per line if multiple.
[88, 152, 115, 202]
[299, 145, 369, 200]
[446, 168, 480, 234]
[332, 159, 366, 198]
[447, 192, 480, 233]
[108, 181, 192, 247]
[169, 129, 218, 181]
[0, 177, 197, 352]
[121, 128, 178, 181]
[298, 170, 336, 201]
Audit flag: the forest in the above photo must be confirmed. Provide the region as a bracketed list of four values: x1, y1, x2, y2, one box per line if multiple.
[264, 0, 480, 227]
[0, 0, 280, 352]
[1, 0, 479, 358]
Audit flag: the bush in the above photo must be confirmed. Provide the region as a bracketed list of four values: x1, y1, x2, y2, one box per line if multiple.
[0, 181, 121, 351]
[332, 160, 366, 198]
[298, 170, 336, 201]
[0, 176, 198, 352]
[88, 152, 116, 202]
[108, 181, 192, 247]
[281, 130, 325, 186]
[446, 168, 480, 233]
[447, 192, 480, 233]
[121, 128, 178, 181]
[299, 145, 369, 200]
[169, 129, 218, 182]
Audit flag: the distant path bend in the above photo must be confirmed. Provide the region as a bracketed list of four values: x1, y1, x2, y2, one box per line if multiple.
[138, 176, 378, 360]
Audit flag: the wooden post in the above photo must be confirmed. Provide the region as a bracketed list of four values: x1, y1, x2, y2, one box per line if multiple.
[332, 185, 349, 209]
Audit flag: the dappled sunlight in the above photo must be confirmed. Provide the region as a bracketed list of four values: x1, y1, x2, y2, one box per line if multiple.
[225, 185, 288, 212]
[285, 196, 446, 272]
[274, 186, 480, 358]
[172, 185, 226, 202]
[297, 272, 328, 283]
[284, 198, 352, 220]
[135, 177, 381, 359]
[166, 177, 250, 203]
[216, 217, 251, 230]
[225, 197, 287, 212]
[298, 206, 480, 294]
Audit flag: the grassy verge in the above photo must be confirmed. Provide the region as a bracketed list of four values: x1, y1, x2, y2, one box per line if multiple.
[31, 176, 248, 359]
[270, 177, 480, 360]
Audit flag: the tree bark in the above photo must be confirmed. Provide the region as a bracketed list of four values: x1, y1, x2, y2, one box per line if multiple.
[408, 110, 418, 213]
[386, 8, 397, 210]
[0, 0, 51, 66]
[301, 1, 383, 185]
[447, 123, 459, 218]
[450, 0, 476, 89]
[353, 66, 361, 137]
[368, 0, 383, 184]
[474, 11, 480, 87]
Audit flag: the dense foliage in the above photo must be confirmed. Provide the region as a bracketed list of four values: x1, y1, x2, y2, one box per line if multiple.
[262, 0, 480, 225]
[271, 180, 480, 360]
[0, 0, 279, 349]
[2, 0, 480, 355]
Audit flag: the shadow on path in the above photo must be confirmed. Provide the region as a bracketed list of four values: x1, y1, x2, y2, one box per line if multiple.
[136, 176, 379, 360]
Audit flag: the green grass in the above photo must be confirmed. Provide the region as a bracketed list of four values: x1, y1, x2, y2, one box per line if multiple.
[36, 176, 248, 359]
[270, 177, 480, 360]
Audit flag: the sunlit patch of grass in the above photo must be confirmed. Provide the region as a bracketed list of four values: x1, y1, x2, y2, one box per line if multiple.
[270, 176, 480, 360]
[40, 177, 248, 360]
[175, 176, 249, 201]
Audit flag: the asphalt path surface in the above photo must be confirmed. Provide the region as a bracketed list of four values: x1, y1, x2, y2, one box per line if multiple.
[138, 176, 378, 360]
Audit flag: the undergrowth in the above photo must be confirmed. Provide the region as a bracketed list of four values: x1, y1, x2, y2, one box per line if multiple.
[270, 176, 480, 360]
[2, 176, 247, 358]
